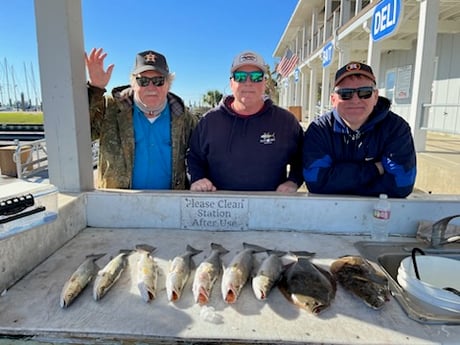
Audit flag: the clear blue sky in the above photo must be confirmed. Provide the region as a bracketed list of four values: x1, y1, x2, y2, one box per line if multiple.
[0, 0, 298, 107]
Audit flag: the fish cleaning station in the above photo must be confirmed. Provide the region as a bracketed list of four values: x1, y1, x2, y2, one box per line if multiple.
[1, 1, 460, 345]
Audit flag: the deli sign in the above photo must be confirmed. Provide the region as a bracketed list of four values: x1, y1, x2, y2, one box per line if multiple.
[371, 0, 402, 42]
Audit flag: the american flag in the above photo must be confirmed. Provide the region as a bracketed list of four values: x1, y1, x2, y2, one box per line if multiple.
[276, 48, 299, 78]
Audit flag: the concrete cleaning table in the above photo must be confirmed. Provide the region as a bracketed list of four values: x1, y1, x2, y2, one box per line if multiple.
[1, 227, 459, 345]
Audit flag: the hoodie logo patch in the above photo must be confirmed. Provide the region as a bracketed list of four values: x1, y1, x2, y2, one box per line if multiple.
[260, 132, 275, 144]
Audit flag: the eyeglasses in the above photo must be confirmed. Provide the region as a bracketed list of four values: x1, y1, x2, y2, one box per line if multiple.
[232, 71, 265, 83]
[334, 86, 376, 100]
[135, 76, 166, 87]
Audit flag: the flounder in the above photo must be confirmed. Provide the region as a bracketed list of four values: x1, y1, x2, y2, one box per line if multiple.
[330, 255, 390, 309]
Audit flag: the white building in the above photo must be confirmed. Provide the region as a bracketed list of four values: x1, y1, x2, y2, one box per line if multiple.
[274, 0, 460, 151]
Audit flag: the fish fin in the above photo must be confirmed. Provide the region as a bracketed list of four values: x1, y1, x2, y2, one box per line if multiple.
[86, 253, 106, 261]
[135, 244, 156, 254]
[280, 253, 299, 268]
[242, 242, 267, 253]
[291, 250, 315, 258]
[267, 249, 286, 256]
[313, 263, 337, 292]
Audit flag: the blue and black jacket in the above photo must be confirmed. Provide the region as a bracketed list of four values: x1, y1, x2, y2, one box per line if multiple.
[303, 96, 416, 198]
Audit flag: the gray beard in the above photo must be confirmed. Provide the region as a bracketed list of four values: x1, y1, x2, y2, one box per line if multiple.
[134, 93, 167, 117]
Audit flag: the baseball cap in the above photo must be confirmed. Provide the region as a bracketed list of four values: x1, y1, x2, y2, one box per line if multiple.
[132, 50, 169, 76]
[230, 51, 267, 73]
[334, 61, 376, 86]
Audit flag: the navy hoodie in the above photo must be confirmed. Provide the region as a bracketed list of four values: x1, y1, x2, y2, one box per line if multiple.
[187, 96, 304, 191]
[303, 96, 416, 198]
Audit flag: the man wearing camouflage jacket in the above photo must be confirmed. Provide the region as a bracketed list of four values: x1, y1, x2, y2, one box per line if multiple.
[86, 48, 197, 190]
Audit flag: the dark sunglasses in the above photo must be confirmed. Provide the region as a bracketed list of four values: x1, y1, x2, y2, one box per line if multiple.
[136, 76, 166, 87]
[232, 71, 265, 83]
[334, 86, 376, 100]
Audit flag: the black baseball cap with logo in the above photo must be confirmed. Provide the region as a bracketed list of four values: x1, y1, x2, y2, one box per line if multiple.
[132, 50, 169, 76]
[334, 61, 376, 86]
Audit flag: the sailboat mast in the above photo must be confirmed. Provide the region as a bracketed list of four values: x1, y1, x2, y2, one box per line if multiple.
[24, 62, 31, 108]
[10, 65, 18, 108]
[30, 62, 39, 109]
[4, 57, 12, 107]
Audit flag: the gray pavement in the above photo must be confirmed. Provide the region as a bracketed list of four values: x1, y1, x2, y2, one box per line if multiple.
[416, 132, 460, 194]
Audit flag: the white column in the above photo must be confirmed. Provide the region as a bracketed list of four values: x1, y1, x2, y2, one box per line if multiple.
[367, 39, 382, 85]
[337, 42, 351, 68]
[321, 67, 331, 114]
[300, 69, 308, 122]
[34, 0, 94, 192]
[308, 65, 318, 121]
[324, 0, 332, 40]
[409, 0, 439, 151]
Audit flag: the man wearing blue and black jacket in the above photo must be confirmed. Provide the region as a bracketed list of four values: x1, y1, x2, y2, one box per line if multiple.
[303, 61, 416, 198]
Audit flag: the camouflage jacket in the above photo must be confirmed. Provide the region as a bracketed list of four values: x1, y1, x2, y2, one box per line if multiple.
[88, 84, 198, 190]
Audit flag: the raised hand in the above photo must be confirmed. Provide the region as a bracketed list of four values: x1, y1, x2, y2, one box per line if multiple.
[85, 48, 115, 89]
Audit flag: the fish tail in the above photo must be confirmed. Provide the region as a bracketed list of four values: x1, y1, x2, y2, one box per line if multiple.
[186, 244, 203, 256]
[210, 242, 229, 255]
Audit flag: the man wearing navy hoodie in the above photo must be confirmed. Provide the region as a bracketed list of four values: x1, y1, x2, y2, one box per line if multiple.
[187, 51, 303, 192]
[303, 61, 416, 198]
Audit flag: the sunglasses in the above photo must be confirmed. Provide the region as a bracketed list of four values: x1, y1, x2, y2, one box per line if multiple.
[136, 76, 166, 87]
[334, 86, 376, 100]
[232, 71, 265, 83]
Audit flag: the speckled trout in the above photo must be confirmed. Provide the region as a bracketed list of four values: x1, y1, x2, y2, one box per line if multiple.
[221, 242, 267, 304]
[93, 250, 130, 301]
[192, 243, 229, 305]
[252, 250, 315, 300]
[166, 244, 202, 302]
[60, 253, 106, 308]
[135, 244, 158, 303]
